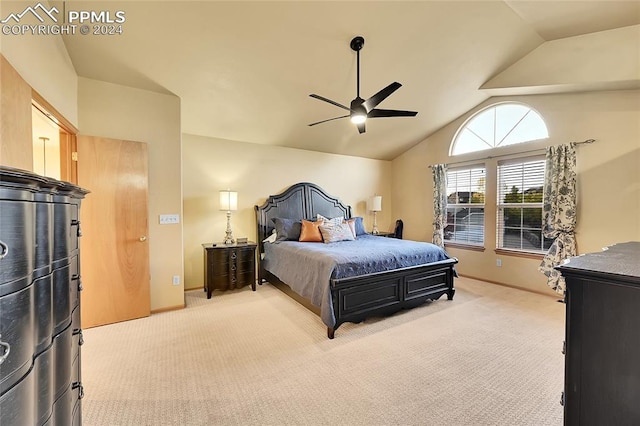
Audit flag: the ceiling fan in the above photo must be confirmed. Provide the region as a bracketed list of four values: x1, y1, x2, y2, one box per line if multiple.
[308, 36, 418, 134]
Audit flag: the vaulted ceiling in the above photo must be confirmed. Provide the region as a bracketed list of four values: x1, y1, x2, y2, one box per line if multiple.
[54, 1, 640, 160]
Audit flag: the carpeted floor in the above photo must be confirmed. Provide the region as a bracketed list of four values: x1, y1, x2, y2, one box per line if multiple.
[81, 277, 565, 425]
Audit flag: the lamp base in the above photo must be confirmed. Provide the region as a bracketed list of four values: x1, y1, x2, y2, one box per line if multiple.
[372, 211, 379, 234]
[223, 211, 235, 245]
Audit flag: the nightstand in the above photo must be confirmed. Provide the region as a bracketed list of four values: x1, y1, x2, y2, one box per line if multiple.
[372, 231, 395, 238]
[202, 242, 257, 298]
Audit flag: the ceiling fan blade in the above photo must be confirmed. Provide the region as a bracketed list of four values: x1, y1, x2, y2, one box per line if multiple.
[368, 109, 418, 118]
[362, 82, 402, 112]
[309, 94, 352, 112]
[308, 115, 350, 127]
[357, 122, 366, 134]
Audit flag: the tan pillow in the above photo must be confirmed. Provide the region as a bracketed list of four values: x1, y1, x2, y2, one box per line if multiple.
[299, 219, 324, 242]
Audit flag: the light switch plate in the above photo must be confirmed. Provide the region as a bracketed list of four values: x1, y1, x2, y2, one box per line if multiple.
[159, 214, 180, 224]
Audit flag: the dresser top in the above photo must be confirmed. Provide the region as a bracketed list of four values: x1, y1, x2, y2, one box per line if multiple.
[556, 241, 640, 283]
[202, 242, 256, 249]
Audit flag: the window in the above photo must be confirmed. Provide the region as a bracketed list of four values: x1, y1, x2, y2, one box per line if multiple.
[445, 166, 485, 246]
[496, 157, 553, 253]
[451, 103, 548, 156]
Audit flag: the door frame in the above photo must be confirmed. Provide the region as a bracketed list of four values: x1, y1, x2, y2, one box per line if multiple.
[32, 90, 78, 183]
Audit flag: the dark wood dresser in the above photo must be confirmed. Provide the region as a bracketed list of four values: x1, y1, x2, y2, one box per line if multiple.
[556, 241, 640, 426]
[202, 242, 257, 298]
[0, 166, 88, 425]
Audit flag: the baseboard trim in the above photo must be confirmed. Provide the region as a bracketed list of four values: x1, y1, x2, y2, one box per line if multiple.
[151, 303, 185, 314]
[458, 273, 559, 299]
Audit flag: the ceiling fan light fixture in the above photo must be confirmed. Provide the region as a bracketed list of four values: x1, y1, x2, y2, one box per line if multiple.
[350, 112, 367, 124]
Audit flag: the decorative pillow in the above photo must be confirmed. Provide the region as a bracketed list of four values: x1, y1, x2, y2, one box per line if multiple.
[343, 218, 357, 239]
[316, 213, 344, 226]
[319, 222, 356, 243]
[299, 219, 324, 242]
[352, 216, 367, 236]
[271, 217, 301, 241]
[262, 230, 277, 244]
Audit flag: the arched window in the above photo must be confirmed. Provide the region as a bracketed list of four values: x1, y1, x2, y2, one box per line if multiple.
[450, 102, 548, 156]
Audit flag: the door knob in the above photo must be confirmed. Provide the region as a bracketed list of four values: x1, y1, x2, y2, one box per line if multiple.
[139, 236, 147, 242]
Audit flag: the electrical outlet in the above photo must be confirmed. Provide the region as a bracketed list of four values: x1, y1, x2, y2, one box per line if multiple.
[496, 259, 502, 267]
[172, 275, 180, 286]
[159, 214, 180, 224]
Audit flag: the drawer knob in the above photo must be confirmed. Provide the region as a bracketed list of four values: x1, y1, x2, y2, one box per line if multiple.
[0, 335, 10, 365]
[230, 252, 237, 260]
[0, 240, 8, 260]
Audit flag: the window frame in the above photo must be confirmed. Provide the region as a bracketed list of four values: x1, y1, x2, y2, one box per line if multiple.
[444, 165, 486, 248]
[450, 102, 549, 157]
[495, 156, 552, 255]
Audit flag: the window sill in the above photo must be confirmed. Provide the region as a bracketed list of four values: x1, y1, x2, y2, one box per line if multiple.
[444, 242, 485, 252]
[494, 248, 545, 260]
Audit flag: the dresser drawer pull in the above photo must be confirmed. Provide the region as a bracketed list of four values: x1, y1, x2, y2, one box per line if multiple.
[73, 329, 84, 346]
[72, 382, 84, 399]
[0, 335, 10, 365]
[0, 240, 8, 260]
[230, 252, 237, 260]
[78, 280, 84, 292]
[71, 220, 82, 237]
[231, 265, 236, 271]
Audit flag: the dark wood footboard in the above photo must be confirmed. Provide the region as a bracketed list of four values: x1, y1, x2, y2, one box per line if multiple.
[329, 258, 457, 338]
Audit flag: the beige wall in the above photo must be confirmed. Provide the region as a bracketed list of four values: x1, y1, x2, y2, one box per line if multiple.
[182, 133, 393, 290]
[392, 89, 640, 296]
[78, 77, 184, 311]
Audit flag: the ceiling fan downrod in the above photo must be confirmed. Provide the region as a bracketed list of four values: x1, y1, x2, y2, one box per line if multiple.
[350, 36, 365, 100]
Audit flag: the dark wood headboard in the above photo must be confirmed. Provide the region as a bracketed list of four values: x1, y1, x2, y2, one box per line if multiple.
[254, 182, 352, 254]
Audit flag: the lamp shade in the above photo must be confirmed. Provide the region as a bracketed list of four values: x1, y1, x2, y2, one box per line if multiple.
[219, 190, 238, 211]
[367, 195, 382, 212]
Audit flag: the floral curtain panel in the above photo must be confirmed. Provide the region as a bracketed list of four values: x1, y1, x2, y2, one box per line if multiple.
[539, 144, 577, 294]
[432, 164, 447, 247]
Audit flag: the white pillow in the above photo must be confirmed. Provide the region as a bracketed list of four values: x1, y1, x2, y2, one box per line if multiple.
[316, 213, 344, 226]
[319, 222, 355, 243]
[262, 230, 277, 243]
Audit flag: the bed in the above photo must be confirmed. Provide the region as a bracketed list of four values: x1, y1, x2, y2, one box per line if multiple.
[254, 182, 458, 338]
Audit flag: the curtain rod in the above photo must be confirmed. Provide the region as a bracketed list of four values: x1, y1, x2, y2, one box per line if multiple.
[428, 139, 596, 168]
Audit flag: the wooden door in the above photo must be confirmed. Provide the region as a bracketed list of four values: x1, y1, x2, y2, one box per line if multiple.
[77, 136, 150, 328]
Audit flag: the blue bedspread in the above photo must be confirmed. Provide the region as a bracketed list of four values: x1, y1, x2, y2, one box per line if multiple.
[263, 235, 452, 328]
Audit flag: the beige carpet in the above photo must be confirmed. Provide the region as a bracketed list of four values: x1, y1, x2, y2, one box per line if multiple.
[81, 277, 565, 425]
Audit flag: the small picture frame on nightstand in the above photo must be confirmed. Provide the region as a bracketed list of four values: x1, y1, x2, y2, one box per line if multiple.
[236, 237, 248, 244]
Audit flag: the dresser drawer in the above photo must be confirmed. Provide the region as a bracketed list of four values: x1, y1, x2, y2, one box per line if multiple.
[0, 200, 35, 287]
[0, 283, 35, 395]
[0, 365, 35, 426]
